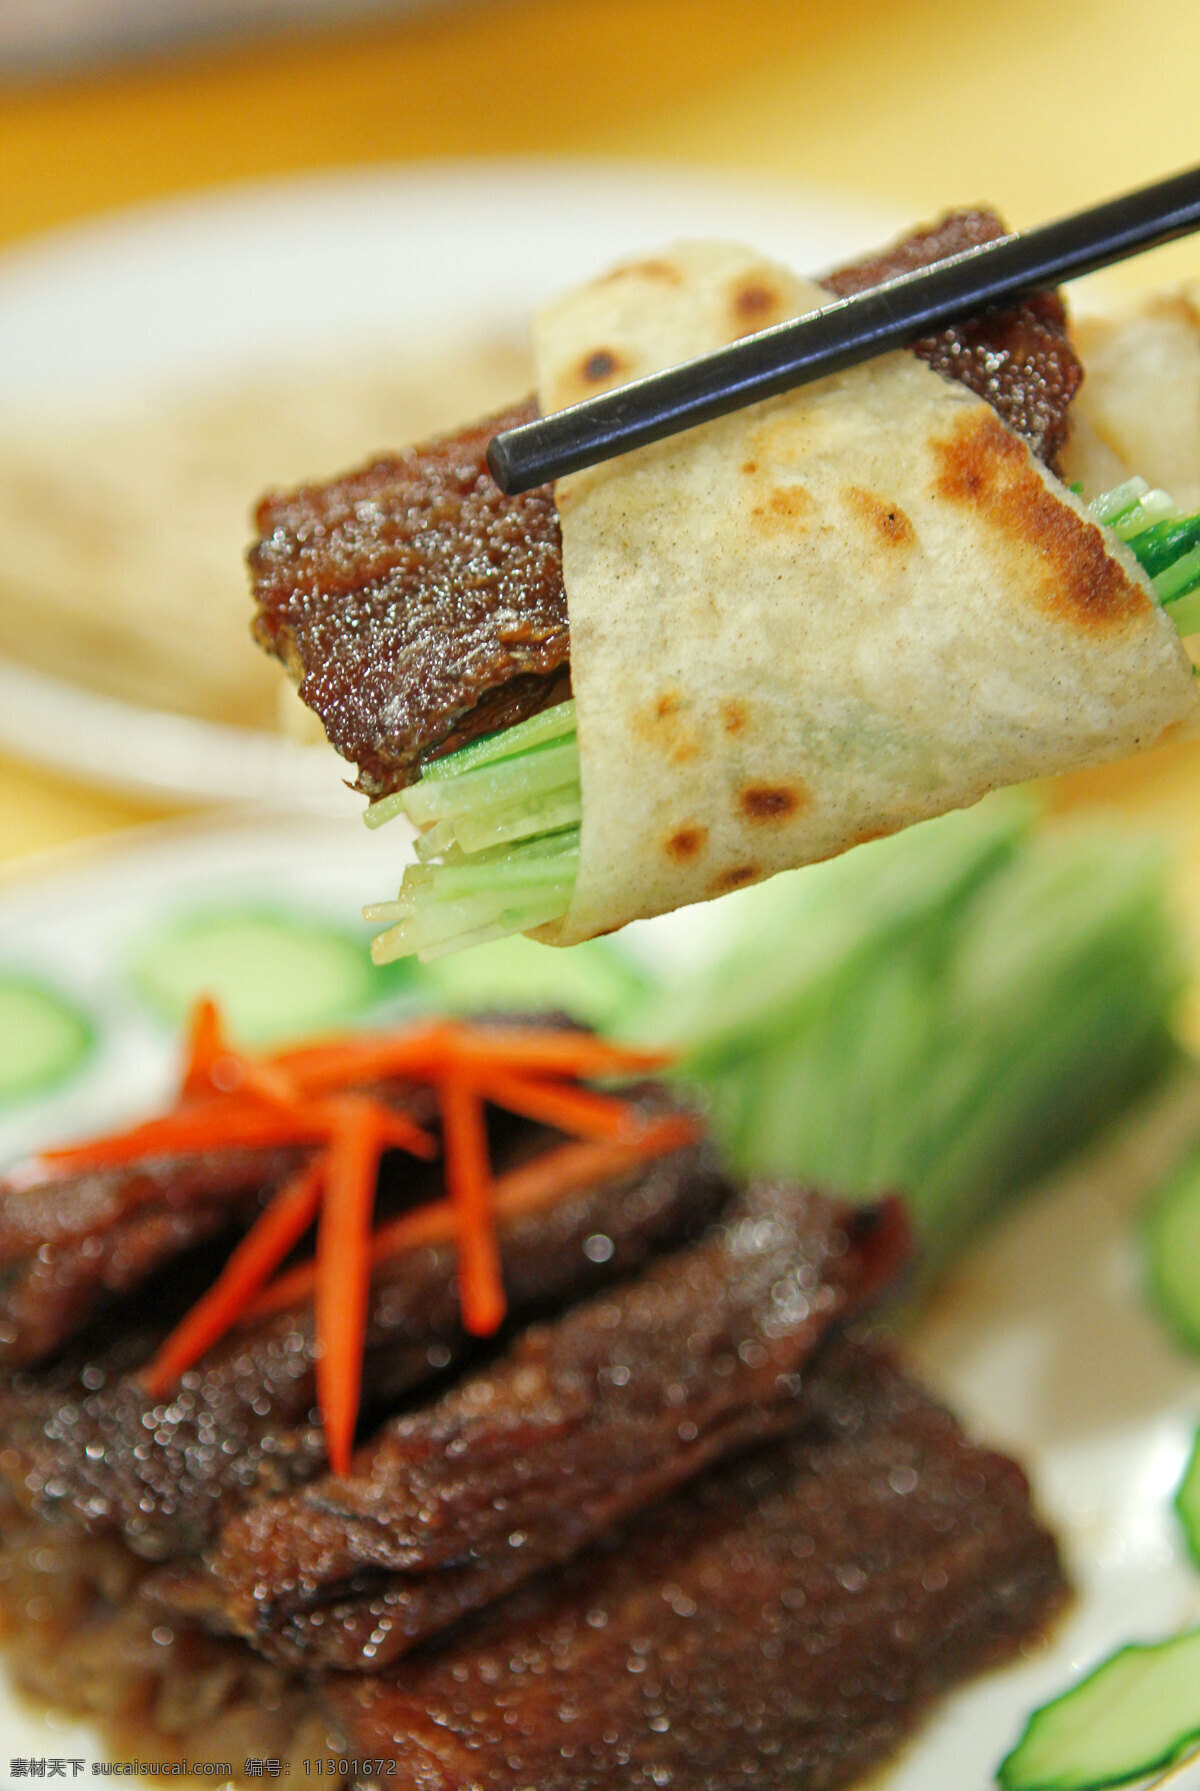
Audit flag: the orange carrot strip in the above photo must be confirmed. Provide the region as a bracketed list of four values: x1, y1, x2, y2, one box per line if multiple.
[270, 1021, 457, 1094]
[374, 1110, 439, 1161]
[439, 1076, 505, 1338]
[180, 997, 230, 1099]
[470, 1069, 660, 1142]
[272, 1023, 672, 1094]
[140, 1156, 326, 1396]
[446, 1026, 675, 1078]
[315, 1098, 383, 1477]
[245, 1116, 703, 1321]
[39, 1107, 327, 1172]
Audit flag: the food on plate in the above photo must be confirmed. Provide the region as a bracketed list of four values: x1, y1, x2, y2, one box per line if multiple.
[0, 1019, 719, 1554]
[0, 1007, 1067, 1782]
[652, 792, 1183, 1264]
[0, 975, 93, 1104]
[998, 1626, 1200, 1791]
[1176, 1431, 1200, 1568]
[0, 338, 529, 731]
[250, 210, 1079, 799]
[1062, 286, 1200, 511]
[248, 212, 1200, 962]
[155, 1180, 908, 1670]
[325, 1334, 1064, 1791]
[1144, 1141, 1200, 1355]
[129, 903, 400, 1041]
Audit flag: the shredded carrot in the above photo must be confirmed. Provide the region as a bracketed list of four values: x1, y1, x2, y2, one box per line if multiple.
[273, 1023, 670, 1093]
[180, 997, 230, 1100]
[271, 1021, 456, 1094]
[444, 1027, 674, 1079]
[36, 1004, 688, 1478]
[468, 1069, 661, 1142]
[39, 1107, 331, 1172]
[141, 1156, 327, 1396]
[315, 1099, 383, 1476]
[438, 1075, 505, 1337]
[245, 1117, 703, 1321]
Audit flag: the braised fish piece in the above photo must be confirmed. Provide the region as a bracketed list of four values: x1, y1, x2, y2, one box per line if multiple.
[250, 401, 569, 796]
[158, 1185, 909, 1669]
[250, 210, 1081, 797]
[324, 1331, 1067, 1791]
[821, 206, 1081, 471]
[0, 1119, 726, 1561]
[0, 1146, 304, 1369]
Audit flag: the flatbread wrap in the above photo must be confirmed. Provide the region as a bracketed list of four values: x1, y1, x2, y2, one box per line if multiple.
[528, 241, 1199, 945]
[248, 218, 1200, 959]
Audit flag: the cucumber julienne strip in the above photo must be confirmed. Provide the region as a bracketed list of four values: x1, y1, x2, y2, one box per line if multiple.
[362, 483, 1200, 962]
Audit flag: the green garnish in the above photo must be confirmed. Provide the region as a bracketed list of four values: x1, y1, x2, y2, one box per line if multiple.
[130, 907, 401, 1043]
[1175, 1430, 1200, 1569]
[366, 480, 1200, 966]
[643, 794, 1179, 1261]
[0, 977, 93, 1105]
[998, 1628, 1200, 1791]
[1144, 1146, 1200, 1355]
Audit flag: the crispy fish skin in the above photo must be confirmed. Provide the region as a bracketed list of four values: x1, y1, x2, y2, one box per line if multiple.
[0, 1126, 726, 1562]
[250, 401, 569, 797]
[0, 1148, 306, 1369]
[248, 211, 1081, 798]
[157, 1187, 909, 1670]
[821, 207, 1082, 472]
[323, 1331, 1068, 1791]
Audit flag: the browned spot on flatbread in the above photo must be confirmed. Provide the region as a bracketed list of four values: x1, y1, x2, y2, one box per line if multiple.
[664, 825, 708, 862]
[722, 700, 748, 736]
[712, 863, 760, 893]
[932, 411, 1148, 627]
[741, 460, 758, 476]
[844, 486, 915, 549]
[751, 485, 813, 532]
[632, 689, 700, 765]
[732, 278, 787, 335]
[580, 348, 622, 384]
[739, 783, 806, 822]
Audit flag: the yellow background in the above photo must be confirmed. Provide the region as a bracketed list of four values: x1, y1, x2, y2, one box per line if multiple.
[1, 0, 1198, 868]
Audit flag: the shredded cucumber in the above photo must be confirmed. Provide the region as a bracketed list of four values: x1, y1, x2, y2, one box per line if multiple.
[998, 1628, 1200, 1791]
[0, 976, 93, 1104]
[1175, 1431, 1200, 1569]
[636, 795, 1180, 1263]
[361, 480, 1200, 964]
[1144, 1148, 1200, 1356]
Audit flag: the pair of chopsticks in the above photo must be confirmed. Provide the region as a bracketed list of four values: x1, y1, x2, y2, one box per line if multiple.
[487, 164, 1200, 496]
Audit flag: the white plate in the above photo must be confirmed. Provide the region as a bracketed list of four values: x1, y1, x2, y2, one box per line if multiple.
[0, 811, 1199, 1787]
[0, 162, 900, 809]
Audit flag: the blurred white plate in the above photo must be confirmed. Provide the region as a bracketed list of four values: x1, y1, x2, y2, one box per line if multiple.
[0, 811, 1198, 1786]
[0, 162, 899, 810]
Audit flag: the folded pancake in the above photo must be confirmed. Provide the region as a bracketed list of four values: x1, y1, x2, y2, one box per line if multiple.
[249, 210, 1081, 798]
[533, 241, 1200, 944]
[1062, 285, 1200, 509]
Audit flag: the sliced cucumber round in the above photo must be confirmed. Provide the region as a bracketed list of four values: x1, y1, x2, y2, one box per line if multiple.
[1144, 1148, 1200, 1356]
[0, 976, 93, 1104]
[130, 908, 406, 1044]
[999, 1628, 1200, 1791]
[1176, 1429, 1200, 1569]
[414, 932, 647, 1032]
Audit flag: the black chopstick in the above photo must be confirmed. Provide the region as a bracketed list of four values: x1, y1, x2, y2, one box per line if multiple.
[487, 164, 1200, 496]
